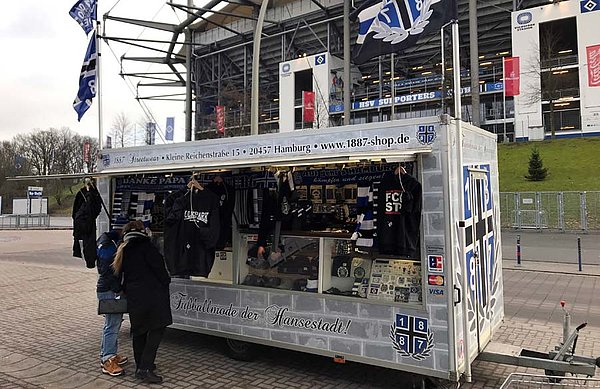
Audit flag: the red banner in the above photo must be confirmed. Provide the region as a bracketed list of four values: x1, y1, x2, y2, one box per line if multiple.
[83, 141, 91, 163]
[303, 91, 315, 123]
[503, 57, 521, 97]
[216, 105, 225, 134]
[587, 44, 600, 87]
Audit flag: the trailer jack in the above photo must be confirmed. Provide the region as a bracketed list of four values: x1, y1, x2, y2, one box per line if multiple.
[478, 301, 599, 378]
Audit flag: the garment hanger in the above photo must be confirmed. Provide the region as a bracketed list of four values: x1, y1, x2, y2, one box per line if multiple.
[187, 173, 203, 191]
[394, 165, 407, 176]
[395, 165, 406, 192]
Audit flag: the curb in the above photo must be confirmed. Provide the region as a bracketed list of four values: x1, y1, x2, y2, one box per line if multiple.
[504, 264, 600, 277]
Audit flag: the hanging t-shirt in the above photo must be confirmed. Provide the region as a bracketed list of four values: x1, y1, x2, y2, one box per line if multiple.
[376, 171, 422, 257]
[206, 180, 235, 250]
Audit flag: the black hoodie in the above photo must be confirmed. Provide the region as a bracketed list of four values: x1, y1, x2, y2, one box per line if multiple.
[164, 188, 220, 276]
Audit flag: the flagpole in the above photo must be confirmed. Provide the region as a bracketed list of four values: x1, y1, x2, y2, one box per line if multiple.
[343, 0, 351, 126]
[391, 53, 395, 119]
[452, 18, 472, 384]
[452, 22, 462, 122]
[503, 58, 507, 143]
[441, 26, 445, 115]
[96, 19, 103, 152]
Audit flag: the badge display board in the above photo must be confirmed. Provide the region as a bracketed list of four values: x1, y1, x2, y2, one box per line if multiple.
[367, 259, 422, 303]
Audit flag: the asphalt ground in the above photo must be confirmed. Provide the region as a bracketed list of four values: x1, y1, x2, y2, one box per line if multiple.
[0, 230, 599, 388]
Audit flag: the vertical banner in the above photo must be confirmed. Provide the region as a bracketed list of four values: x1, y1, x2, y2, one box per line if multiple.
[106, 136, 112, 149]
[146, 122, 156, 145]
[165, 117, 175, 141]
[216, 105, 225, 134]
[503, 57, 521, 97]
[303, 91, 315, 122]
[587, 44, 600, 87]
[83, 141, 91, 163]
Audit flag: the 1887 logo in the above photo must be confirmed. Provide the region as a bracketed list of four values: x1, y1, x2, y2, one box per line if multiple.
[390, 314, 434, 361]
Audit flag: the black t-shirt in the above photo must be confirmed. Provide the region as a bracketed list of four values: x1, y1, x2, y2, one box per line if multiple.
[376, 171, 422, 257]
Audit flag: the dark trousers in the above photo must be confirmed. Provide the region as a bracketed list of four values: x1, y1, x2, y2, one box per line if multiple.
[132, 327, 165, 370]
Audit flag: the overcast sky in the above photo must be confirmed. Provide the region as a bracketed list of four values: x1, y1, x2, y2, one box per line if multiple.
[0, 0, 193, 144]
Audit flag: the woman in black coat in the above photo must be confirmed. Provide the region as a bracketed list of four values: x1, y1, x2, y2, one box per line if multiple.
[113, 220, 172, 384]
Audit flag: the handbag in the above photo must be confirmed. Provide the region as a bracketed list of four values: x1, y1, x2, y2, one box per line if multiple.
[98, 297, 128, 315]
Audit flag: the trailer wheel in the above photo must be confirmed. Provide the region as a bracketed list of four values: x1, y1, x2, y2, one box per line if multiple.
[224, 338, 257, 361]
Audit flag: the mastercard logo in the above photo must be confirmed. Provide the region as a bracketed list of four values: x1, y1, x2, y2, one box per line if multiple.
[428, 275, 445, 286]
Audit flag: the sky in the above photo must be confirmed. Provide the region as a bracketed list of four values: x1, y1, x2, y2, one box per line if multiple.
[0, 0, 193, 145]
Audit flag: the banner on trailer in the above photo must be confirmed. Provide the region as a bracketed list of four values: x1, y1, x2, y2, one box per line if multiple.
[587, 45, 600, 87]
[98, 122, 438, 170]
[503, 57, 520, 96]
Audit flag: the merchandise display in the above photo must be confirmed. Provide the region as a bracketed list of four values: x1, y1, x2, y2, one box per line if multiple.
[110, 161, 424, 304]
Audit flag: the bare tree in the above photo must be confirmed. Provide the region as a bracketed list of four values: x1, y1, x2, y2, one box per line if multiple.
[54, 127, 82, 175]
[110, 112, 133, 148]
[14, 129, 61, 176]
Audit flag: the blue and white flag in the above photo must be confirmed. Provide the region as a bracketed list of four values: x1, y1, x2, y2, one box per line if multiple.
[165, 117, 175, 141]
[69, 0, 97, 35]
[352, 0, 457, 65]
[73, 31, 97, 121]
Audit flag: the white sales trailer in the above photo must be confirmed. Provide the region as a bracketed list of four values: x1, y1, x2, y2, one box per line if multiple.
[95, 115, 504, 383]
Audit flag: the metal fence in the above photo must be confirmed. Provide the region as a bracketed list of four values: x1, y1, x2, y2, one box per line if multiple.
[0, 214, 50, 229]
[500, 192, 600, 232]
[501, 373, 600, 388]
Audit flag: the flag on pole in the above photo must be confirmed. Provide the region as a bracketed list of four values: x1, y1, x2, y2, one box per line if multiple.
[83, 141, 91, 163]
[587, 45, 600, 87]
[165, 117, 175, 141]
[69, 0, 97, 35]
[73, 31, 97, 121]
[351, 0, 458, 65]
[216, 106, 225, 134]
[303, 91, 315, 122]
[14, 155, 26, 170]
[503, 57, 521, 97]
[146, 122, 156, 145]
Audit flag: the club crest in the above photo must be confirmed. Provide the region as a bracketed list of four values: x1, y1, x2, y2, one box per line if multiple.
[358, 0, 441, 45]
[390, 314, 434, 361]
[417, 124, 436, 145]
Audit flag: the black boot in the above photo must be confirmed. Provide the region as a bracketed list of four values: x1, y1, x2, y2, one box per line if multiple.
[135, 369, 163, 384]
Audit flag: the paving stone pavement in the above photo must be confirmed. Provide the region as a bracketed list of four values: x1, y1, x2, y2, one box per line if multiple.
[0, 260, 599, 389]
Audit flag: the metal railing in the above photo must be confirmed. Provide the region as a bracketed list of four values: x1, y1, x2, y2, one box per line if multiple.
[0, 214, 50, 229]
[500, 192, 600, 232]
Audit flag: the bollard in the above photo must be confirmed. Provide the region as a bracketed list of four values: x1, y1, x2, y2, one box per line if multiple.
[577, 236, 582, 272]
[516, 234, 522, 266]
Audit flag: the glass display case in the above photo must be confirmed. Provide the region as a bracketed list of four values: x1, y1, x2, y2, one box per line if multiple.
[239, 233, 320, 292]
